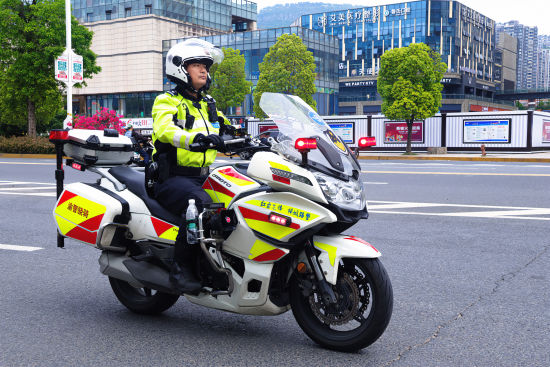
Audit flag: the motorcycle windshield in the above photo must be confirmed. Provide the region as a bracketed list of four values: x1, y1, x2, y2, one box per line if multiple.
[259, 93, 360, 178]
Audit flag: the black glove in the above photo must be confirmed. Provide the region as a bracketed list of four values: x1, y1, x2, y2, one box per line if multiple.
[219, 123, 236, 137]
[204, 134, 225, 150]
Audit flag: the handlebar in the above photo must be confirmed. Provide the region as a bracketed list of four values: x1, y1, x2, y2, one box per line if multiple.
[189, 137, 247, 152]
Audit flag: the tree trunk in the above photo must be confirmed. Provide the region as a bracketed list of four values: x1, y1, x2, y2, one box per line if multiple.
[406, 118, 413, 154]
[27, 99, 37, 138]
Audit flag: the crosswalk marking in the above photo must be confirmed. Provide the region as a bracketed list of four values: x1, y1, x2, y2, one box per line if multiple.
[368, 200, 550, 221]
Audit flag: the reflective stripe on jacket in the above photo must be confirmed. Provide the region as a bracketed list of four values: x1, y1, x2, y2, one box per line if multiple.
[151, 91, 229, 168]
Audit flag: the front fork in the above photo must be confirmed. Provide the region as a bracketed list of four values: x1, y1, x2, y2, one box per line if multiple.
[303, 241, 338, 305]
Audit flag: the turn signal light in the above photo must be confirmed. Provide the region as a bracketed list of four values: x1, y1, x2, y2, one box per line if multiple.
[49, 129, 69, 141]
[295, 138, 317, 151]
[358, 136, 376, 148]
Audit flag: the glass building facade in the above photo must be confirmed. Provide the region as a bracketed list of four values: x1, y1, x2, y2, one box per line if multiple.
[163, 27, 340, 115]
[73, 0, 257, 32]
[297, 0, 503, 112]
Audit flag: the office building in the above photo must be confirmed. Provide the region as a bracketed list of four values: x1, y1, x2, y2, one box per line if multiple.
[496, 21, 538, 90]
[296, 0, 512, 114]
[165, 27, 340, 115]
[72, 0, 257, 117]
[494, 32, 517, 91]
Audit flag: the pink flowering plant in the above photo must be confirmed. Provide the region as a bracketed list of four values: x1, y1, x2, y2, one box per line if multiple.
[73, 108, 125, 134]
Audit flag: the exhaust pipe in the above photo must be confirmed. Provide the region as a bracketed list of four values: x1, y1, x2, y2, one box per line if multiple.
[99, 251, 144, 288]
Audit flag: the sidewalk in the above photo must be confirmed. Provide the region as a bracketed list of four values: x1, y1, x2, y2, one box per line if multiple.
[1, 151, 550, 163]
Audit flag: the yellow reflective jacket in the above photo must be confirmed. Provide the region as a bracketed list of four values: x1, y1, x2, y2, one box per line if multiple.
[151, 90, 230, 168]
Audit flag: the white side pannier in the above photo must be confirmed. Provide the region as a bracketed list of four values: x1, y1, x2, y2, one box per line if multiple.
[64, 129, 134, 166]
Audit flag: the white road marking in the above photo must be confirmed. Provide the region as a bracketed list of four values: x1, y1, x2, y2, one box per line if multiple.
[0, 181, 56, 197]
[0, 161, 54, 165]
[0, 181, 55, 185]
[368, 200, 550, 221]
[363, 181, 388, 185]
[0, 186, 57, 191]
[0, 191, 56, 197]
[0, 244, 43, 252]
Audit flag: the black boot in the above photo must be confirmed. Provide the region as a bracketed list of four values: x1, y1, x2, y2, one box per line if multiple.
[170, 233, 201, 294]
[169, 260, 202, 294]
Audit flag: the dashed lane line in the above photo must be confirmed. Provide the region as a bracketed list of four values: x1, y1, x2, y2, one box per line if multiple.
[0, 244, 43, 252]
[0, 161, 54, 165]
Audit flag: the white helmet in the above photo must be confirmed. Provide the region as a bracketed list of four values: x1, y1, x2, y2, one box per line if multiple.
[165, 38, 224, 93]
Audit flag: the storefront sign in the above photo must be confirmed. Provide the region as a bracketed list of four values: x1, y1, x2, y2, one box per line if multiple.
[340, 80, 377, 88]
[316, 7, 410, 27]
[543, 120, 550, 142]
[469, 105, 510, 112]
[120, 118, 153, 129]
[328, 122, 354, 143]
[463, 119, 511, 143]
[384, 121, 424, 143]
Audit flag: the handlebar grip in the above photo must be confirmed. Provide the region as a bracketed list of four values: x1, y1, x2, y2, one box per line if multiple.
[189, 142, 214, 152]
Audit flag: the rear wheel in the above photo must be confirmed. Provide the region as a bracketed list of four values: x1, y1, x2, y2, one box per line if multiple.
[108, 277, 179, 315]
[290, 258, 393, 352]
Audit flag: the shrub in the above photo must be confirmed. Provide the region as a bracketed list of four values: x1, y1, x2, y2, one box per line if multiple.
[74, 108, 125, 134]
[0, 136, 55, 154]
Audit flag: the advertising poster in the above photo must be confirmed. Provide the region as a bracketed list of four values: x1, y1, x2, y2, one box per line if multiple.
[384, 121, 424, 143]
[55, 55, 69, 82]
[543, 120, 550, 143]
[259, 123, 277, 134]
[463, 119, 510, 143]
[71, 53, 84, 83]
[328, 122, 354, 143]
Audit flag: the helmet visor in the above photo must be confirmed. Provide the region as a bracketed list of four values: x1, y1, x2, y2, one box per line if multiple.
[180, 38, 224, 65]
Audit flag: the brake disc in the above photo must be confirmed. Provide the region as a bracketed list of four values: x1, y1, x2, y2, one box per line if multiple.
[308, 272, 360, 326]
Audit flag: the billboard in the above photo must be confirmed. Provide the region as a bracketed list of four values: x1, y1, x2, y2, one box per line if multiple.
[384, 121, 424, 143]
[328, 122, 354, 143]
[463, 119, 511, 143]
[543, 120, 550, 143]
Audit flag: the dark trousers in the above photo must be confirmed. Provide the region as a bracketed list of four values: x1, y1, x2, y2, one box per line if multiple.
[154, 175, 212, 263]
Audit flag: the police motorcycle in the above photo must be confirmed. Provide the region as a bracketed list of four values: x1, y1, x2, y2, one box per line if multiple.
[49, 92, 393, 352]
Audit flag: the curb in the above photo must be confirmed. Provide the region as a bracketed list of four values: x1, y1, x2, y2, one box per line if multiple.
[0, 153, 57, 159]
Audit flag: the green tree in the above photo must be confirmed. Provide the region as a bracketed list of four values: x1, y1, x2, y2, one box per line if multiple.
[209, 47, 252, 114]
[0, 0, 100, 137]
[378, 43, 447, 153]
[253, 33, 316, 118]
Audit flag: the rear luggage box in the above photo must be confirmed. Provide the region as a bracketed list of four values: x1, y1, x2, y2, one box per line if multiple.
[53, 183, 126, 248]
[64, 129, 134, 166]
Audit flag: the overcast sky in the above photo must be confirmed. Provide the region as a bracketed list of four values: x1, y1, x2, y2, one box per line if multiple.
[257, 0, 550, 34]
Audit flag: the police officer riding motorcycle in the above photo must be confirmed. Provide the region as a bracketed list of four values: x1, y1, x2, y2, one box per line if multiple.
[149, 39, 235, 293]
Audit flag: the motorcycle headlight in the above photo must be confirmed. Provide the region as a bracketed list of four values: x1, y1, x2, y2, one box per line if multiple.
[313, 172, 366, 211]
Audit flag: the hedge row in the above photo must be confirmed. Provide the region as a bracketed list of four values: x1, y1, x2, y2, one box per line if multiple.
[0, 136, 56, 154]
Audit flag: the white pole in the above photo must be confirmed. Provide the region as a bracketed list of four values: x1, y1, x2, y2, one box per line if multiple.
[65, 0, 72, 128]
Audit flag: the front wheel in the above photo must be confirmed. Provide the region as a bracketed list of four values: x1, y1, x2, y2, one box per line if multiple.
[108, 277, 180, 315]
[289, 258, 393, 352]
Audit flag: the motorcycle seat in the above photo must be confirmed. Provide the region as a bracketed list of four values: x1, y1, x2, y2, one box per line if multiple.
[108, 166, 181, 225]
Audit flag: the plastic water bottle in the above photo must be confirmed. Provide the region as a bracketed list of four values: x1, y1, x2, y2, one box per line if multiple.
[186, 199, 199, 244]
